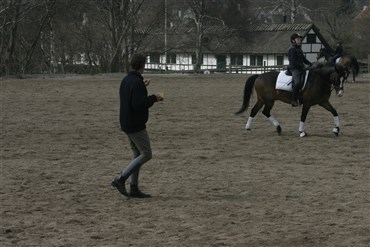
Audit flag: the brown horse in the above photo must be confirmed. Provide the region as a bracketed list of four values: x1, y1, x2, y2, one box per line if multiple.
[316, 47, 359, 83]
[235, 65, 343, 137]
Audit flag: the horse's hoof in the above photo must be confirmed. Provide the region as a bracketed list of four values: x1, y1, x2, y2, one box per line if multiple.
[246, 127, 251, 131]
[276, 125, 282, 135]
[333, 127, 340, 136]
[299, 131, 307, 138]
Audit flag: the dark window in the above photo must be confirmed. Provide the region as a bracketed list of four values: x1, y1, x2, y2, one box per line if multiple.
[230, 54, 243, 65]
[150, 54, 160, 64]
[250, 55, 263, 66]
[277, 55, 284, 65]
[217, 55, 226, 69]
[250, 55, 256, 66]
[307, 34, 316, 44]
[166, 54, 176, 64]
[257, 56, 263, 66]
[76, 54, 82, 63]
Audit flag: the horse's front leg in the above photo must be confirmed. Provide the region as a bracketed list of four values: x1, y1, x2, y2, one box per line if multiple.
[344, 69, 350, 83]
[298, 104, 311, 137]
[319, 101, 340, 136]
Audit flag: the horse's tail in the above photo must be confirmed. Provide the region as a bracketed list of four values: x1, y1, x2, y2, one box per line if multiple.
[235, 74, 258, 115]
[351, 56, 359, 77]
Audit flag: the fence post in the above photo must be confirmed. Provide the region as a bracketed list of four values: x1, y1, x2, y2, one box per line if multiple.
[368, 54, 370, 74]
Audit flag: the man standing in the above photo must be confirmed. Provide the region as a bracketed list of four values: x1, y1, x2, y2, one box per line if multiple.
[288, 33, 312, 107]
[112, 54, 163, 198]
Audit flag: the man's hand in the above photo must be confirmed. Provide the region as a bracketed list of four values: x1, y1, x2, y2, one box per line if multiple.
[155, 93, 164, 102]
[144, 79, 150, 87]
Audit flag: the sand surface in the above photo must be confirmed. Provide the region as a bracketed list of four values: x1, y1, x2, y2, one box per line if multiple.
[1, 74, 369, 246]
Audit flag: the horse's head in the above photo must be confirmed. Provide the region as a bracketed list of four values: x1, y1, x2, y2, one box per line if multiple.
[314, 64, 344, 97]
[316, 48, 325, 61]
[317, 48, 332, 62]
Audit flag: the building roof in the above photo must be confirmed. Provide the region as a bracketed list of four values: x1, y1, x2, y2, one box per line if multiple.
[244, 23, 313, 32]
[235, 23, 331, 54]
[139, 23, 331, 55]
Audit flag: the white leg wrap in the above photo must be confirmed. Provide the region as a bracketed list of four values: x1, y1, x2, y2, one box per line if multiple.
[246, 117, 253, 129]
[334, 116, 340, 127]
[299, 121, 305, 132]
[268, 116, 280, 127]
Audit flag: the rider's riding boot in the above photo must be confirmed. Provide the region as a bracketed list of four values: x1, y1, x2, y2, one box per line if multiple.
[291, 87, 299, 107]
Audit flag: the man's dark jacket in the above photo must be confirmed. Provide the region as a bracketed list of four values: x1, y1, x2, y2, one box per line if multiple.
[119, 71, 157, 133]
[288, 44, 312, 71]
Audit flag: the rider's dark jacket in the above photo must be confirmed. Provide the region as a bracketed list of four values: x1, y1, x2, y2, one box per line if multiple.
[288, 44, 312, 71]
[333, 46, 344, 60]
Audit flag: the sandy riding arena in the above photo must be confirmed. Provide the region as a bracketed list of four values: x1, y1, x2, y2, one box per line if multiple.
[1, 74, 369, 246]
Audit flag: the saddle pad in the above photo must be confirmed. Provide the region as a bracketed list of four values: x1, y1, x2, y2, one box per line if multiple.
[276, 70, 309, 92]
[335, 57, 341, 64]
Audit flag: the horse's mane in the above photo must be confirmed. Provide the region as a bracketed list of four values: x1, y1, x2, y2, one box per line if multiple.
[320, 47, 334, 56]
[311, 63, 336, 80]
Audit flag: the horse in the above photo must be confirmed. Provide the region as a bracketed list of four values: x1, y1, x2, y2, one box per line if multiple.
[316, 47, 359, 83]
[235, 65, 344, 137]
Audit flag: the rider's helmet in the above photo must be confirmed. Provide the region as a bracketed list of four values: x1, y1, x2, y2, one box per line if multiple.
[290, 33, 303, 43]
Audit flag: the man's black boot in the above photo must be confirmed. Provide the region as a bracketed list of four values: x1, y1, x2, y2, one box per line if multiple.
[130, 184, 151, 198]
[111, 177, 129, 197]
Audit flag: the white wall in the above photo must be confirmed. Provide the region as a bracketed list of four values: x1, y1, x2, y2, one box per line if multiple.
[266, 55, 275, 66]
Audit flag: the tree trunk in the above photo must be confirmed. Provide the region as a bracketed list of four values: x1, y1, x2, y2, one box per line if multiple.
[190, 0, 206, 73]
[194, 22, 203, 73]
[4, 1, 21, 76]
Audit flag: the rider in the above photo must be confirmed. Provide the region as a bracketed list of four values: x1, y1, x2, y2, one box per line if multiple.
[332, 42, 344, 64]
[288, 33, 312, 107]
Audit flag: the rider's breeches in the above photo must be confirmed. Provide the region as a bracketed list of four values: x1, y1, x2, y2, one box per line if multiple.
[291, 69, 302, 90]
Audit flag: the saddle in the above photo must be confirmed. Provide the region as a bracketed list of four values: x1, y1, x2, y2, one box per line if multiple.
[285, 68, 306, 85]
[276, 70, 309, 92]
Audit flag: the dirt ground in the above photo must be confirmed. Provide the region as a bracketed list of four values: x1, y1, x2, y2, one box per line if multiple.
[1, 73, 369, 246]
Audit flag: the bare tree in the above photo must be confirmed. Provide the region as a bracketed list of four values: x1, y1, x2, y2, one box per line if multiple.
[185, 0, 207, 72]
[94, 0, 146, 73]
[0, 0, 57, 76]
[182, 0, 231, 73]
[353, 7, 370, 59]
[1, 0, 23, 76]
[318, 0, 356, 46]
[262, 0, 312, 23]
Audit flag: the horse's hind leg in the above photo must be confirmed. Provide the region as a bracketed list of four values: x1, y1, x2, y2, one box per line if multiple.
[298, 104, 311, 137]
[245, 99, 264, 130]
[262, 100, 282, 134]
